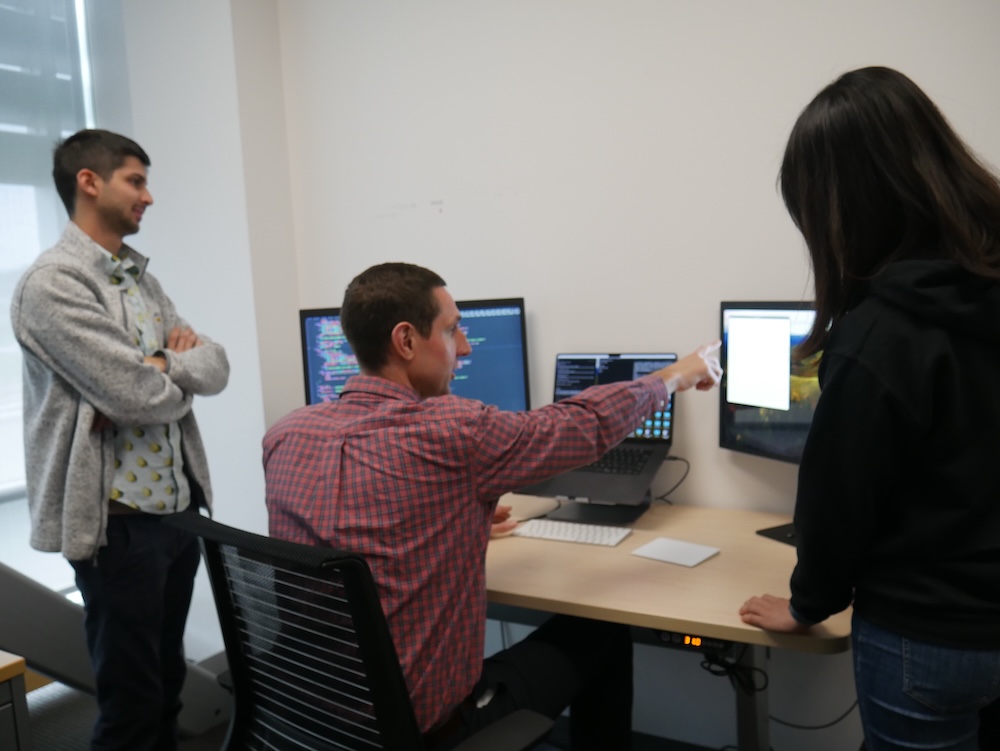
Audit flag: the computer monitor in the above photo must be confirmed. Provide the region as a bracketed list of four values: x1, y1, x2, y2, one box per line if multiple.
[299, 298, 531, 411]
[719, 301, 820, 465]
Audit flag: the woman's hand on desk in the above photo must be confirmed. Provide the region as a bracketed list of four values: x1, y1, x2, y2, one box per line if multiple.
[739, 594, 811, 634]
[490, 504, 518, 538]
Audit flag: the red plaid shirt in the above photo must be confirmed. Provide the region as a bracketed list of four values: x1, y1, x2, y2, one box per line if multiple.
[263, 373, 668, 732]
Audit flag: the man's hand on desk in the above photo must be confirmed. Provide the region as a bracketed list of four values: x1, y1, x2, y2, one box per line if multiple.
[739, 594, 811, 634]
[490, 504, 518, 539]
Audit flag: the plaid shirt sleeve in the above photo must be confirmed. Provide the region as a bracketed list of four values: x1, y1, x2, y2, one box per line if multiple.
[468, 374, 669, 499]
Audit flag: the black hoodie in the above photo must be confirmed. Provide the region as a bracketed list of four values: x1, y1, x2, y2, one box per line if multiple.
[790, 260, 1000, 647]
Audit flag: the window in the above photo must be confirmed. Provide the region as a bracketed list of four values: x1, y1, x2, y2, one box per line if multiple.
[0, 0, 92, 499]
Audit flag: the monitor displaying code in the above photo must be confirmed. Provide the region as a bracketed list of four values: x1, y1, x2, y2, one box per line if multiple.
[300, 298, 531, 411]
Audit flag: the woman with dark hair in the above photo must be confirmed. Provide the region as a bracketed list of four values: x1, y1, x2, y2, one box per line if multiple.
[739, 66, 1000, 750]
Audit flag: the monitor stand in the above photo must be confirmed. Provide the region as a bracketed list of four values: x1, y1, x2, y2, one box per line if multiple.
[544, 494, 651, 526]
[756, 522, 797, 547]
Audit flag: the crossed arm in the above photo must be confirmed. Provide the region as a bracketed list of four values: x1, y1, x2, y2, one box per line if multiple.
[15, 264, 229, 431]
[92, 325, 208, 432]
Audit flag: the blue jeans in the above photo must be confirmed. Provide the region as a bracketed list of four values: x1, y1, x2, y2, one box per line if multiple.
[853, 614, 1000, 751]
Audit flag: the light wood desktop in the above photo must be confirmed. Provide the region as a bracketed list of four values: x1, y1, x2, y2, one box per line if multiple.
[485, 493, 853, 750]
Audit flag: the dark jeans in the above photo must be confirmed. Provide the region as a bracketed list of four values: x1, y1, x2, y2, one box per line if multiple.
[71, 513, 201, 751]
[428, 614, 633, 751]
[853, 614, 1000, 751]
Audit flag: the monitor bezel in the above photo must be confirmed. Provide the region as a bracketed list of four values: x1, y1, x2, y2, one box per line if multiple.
[298, 297, 531, 410]
[718, 300, 816, 465]
[299, 306, 342, 406]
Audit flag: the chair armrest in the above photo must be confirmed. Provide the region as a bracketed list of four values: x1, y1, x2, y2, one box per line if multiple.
[449, 709, 553, 751]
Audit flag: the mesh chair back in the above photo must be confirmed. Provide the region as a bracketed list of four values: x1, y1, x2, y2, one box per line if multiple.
[165, 513, 423, 751]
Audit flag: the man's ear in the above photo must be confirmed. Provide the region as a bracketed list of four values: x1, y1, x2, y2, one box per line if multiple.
[389, 322, 417, 362]
[76, 168, 101, 200]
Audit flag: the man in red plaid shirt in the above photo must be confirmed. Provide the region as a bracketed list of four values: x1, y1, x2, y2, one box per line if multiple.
[264, 263, 721, 750]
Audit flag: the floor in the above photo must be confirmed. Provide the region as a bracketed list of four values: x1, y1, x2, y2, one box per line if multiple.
[27, 682, 555, 751]
[27, 682, 227, 751]
[27, 682, 710, 751]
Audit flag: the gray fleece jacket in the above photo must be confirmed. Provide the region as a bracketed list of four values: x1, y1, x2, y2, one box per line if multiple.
[10, 222, 229, 560]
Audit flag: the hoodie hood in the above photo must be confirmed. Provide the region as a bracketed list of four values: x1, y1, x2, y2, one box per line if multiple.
[868, 260, 1000, 345]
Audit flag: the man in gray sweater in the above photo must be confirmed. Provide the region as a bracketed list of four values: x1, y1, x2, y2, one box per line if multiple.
[10, 129, 229, 751]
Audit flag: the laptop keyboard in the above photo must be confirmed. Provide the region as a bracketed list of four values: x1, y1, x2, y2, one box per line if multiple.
[512, 519, 632, 547]
[580, 446, 652, 475]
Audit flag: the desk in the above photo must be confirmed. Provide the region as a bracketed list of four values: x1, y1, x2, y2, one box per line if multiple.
[486, 494, 851, 751]
[0, 650, 32, 750]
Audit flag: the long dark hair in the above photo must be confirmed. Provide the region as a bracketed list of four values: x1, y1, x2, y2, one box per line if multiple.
[780, 66, 1000, 356]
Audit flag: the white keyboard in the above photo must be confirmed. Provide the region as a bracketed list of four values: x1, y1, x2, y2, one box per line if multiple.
[512, 518, 631, 547]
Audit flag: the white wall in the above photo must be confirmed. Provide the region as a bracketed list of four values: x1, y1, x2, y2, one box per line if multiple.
[274, 0, 1000, 516]
[269, 2, 1000, 748]
[117, 0, 270, 658]
[114, 0, 1000, 747]
[230, 0, 304, 428]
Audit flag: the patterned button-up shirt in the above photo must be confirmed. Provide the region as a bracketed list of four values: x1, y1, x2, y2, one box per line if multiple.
[263, 373, 668, 732]
[101, 248, 190, 513]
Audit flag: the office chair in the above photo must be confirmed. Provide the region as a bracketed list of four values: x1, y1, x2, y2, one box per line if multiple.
[164, 512, 553, 751]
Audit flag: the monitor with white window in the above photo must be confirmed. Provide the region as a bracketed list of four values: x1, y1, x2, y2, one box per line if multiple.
[719, 301, 820, 465]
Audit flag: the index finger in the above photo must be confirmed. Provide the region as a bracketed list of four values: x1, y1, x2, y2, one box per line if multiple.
[699, 340, 721, 357]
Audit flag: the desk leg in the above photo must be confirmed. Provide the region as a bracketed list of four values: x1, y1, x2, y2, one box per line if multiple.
[11, 674, 33, 750]
[735, 645, 768, 751]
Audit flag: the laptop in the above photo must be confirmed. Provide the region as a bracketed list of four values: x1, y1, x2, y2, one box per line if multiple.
[517, 353, 677, 505]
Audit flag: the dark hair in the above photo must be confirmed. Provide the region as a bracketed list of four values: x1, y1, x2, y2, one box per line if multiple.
[780, 66, 1000, 356]
[52, 129, 151, 215]
[340, 262, 447, 371]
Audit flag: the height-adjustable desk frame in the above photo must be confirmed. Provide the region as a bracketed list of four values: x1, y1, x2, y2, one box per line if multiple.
[485, 495, 852, 751]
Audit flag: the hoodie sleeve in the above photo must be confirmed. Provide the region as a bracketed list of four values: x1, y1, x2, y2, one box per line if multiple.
[789, 351, 915, 624]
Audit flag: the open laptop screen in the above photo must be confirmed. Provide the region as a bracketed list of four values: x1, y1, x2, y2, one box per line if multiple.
[552, 353, 677, 443]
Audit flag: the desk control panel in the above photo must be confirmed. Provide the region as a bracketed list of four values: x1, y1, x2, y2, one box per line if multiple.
[636, 627, 734, 655]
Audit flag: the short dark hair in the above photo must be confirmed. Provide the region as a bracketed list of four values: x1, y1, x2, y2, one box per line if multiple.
[780, 66, 1000, 357]
[340, 263, 448, 371]
[52, 129, 151, 215]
